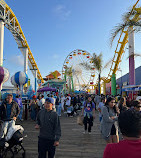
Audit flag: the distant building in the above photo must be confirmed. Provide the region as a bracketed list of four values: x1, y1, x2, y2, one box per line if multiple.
[104, 66, 141, 95]
[116, 66, 141, 94]
[43, 70, 61, 81]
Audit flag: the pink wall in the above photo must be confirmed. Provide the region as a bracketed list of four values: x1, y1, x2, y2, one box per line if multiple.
[106, 82, 111, 95]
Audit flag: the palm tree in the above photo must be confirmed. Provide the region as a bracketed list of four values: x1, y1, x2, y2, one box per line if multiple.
[110, 4, 141, 85]
[110, 7, 141, 45]
[80, 53, 102, 95]
[80, 53, 112, 95]
[64, 66, 73, 93]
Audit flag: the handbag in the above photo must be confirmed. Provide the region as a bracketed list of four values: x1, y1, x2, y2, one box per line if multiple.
[77, 116, 84, 126]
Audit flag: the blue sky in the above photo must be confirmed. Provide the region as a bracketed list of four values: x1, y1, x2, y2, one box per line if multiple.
[3, 0, 141, 88]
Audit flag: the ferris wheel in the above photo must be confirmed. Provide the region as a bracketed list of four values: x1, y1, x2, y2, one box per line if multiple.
[62, 49, 95, 92]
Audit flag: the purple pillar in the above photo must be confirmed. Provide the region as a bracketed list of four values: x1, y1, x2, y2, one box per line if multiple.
[129, 56, 135, 85]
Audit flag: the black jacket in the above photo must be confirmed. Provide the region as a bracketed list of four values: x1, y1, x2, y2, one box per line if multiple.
[0, 100, 20, 121]
[37, 109, 61, 141]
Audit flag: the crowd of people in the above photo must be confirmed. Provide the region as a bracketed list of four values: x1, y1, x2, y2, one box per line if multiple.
[0, 92, 141, 158]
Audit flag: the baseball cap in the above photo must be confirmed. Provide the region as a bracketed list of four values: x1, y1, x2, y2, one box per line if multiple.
[136, 96, 141, 101]
[46, 98, 54, 104]
[32, 95, 37, 99]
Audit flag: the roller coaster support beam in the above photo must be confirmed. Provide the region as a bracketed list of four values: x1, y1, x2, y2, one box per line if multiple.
[35, 70, 37, 92]
[30, 68, 37, 93]
[111, 74, 116, 96]
[24, 47, 28, 74]
[128, 27, 135, 85]
[0, 20, 4, 66]
[103, 82, 106, 95]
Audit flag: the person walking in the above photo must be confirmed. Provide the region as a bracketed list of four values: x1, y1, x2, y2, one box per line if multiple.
[50, 95, 56, 112]
[98, 97, 106, 122]
[60, 95, 65, 112]
[81, 96, 95, 134]
[29, 95, 38, 121]
[0, 94, 20, 138]
[118, 97, 128, 113]
[39, 95, 45, 110]
[14, 95, 23, 121]
[35, 98, 61, 158]
[101, 97, 120, 144]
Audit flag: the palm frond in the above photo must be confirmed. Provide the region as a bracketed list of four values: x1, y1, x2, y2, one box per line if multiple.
[79, 62, 93, 71]
[110, 6, 141, 47]
[122, 8, 137, 22]
[91, 53, 102, 72]
[102, 59, 113, 70]
[110, 20, 141, 46]
[65, 66, 73, 76]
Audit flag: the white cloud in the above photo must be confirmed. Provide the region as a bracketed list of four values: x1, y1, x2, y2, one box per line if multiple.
[53, 4, 71, 20]
[8, 55, 24, 66]
[52, 54, 59, 59]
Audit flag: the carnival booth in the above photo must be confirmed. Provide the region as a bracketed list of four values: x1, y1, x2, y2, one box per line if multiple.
[122, 85, 141, 99]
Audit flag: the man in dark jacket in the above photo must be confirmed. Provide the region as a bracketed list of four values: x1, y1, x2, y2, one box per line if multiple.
[0, 94, 20, 138]
[35, 98, 61, 158]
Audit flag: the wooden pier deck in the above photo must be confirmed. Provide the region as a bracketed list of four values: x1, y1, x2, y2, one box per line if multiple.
[15, 112, 106, 158]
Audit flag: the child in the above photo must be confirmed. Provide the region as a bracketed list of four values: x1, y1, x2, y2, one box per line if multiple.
[67, 105, 74, 117]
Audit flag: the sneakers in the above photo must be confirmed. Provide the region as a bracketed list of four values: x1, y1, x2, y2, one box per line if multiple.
[82, 131, 86, 134]
[82, 131, 92, 134]
[70, 115, 73, 118]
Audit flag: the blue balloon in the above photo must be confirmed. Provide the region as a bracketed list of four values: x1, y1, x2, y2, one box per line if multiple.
[14, 71, 28, 86]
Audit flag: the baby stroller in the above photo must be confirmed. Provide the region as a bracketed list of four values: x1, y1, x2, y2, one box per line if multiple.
[0, 121, 25, 158]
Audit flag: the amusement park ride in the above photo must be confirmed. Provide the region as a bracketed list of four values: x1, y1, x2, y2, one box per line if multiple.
[62, 0, 141, 94]
[0, 0, 140, 95]
[62, 49, 95, 92]
[0, 0, 44, 85]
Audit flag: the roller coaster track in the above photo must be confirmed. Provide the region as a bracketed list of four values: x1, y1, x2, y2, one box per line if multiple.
[0, 0, 44, 83]
[102, 0, 140, 83]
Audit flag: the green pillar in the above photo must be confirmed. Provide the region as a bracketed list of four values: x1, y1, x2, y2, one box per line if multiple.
[103, 82, 106, 95]
[64, 74, 66, 94]
[71, 76, 74, 92]
[69, 76, 71, 93]
[111, 74, 116, 96]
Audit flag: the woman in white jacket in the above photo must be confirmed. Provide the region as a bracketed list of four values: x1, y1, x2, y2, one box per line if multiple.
[60, 95, 65, 111]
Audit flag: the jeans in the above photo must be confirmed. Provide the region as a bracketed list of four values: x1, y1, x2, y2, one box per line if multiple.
[18, 106, 23, 120]
[83, 116, 93, 132]
[99, 116, 102, 122]
[30, 107, 37, 121]
[57, 104, 62, 116]
[0, 120, 15, 138]
[38, 137, 55, 158]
